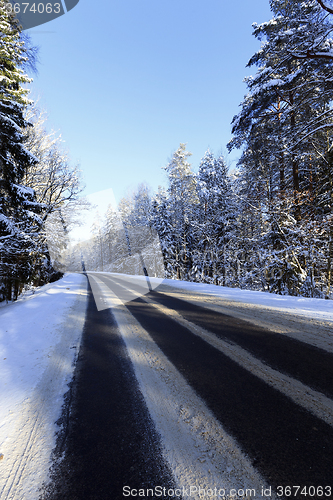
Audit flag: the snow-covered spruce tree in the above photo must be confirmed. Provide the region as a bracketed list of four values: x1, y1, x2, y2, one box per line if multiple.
[193, 150, 238, 285]
[0, 5, 42, 301]
[231, 159, 271, 291]
[125, 184, 154, 256]
[228, 0, 333, 295]
[163, 144, 198, 281]
[113, 184, 163, 277]
[117, 190, 140, 272]
[151, 186, 175, 279]
[102, 204, 121, 270]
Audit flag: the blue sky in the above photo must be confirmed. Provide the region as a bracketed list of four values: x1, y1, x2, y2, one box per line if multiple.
[27, 0, 272, 204]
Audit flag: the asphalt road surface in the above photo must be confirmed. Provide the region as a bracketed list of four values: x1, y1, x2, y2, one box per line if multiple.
[41, 273, 333, 500]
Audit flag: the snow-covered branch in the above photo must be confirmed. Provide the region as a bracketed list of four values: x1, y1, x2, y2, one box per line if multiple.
[291, 49, 333, 59]
[316, 0, 333, 15]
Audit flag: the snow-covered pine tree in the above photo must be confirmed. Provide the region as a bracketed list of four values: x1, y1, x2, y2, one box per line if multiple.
[230, 159, 269, 291]
[103, 203, 121, 269]
[229, 0, 333, 215]
[125, 184, 154, 256]
[151, 186, 174, 279]
[228, 0, 333, 296]
[163, 144, 198, 281]
[0, 5, 42, 300]
[194, 150, 237, 285]
[289, 0, 333, 59]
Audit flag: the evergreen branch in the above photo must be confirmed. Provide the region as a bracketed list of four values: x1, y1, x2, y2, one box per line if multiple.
[290, 49, 333, 59]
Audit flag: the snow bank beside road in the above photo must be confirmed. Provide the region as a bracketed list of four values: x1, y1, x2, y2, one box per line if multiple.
[162, 279, 333, 321]
[105, 273, 333, 353]
[105, 273, 333, 322]
[0, 273, 87, 500]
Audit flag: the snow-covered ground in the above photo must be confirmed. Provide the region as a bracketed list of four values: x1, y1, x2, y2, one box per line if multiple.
[103, 272, 333, 322]
[102, 273, 333, 354]
[0, 273, 87, 500]
[0, 272, 332, 500]
[154, 277, 333, 353]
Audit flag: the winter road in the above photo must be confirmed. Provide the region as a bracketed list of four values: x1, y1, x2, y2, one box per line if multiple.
[41, 273, 333, 500]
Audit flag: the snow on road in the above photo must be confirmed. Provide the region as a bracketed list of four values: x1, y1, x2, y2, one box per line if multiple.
[103, 273, 333, 352]
[90, 273, 333, 499]
[0, 273, 87, 500]
[90, 274, 271, 500]
[104, 273, 333, 323]
[0, 271, 332, 499]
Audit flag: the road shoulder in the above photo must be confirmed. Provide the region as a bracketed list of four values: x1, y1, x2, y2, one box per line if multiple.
[0, 273, 88, 500]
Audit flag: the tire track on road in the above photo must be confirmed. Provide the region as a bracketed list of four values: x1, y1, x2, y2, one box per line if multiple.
[137, 287, 333, 427]
[95, 274, 333, 494]
[90, 274, 272, 500]
[42, 275, 176, 500]
[108, 274, 333, 400]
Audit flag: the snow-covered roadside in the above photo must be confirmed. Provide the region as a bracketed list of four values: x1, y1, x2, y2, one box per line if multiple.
[103, 273, 333, 322]
[101, 274, 333, 352]
[0, 273, 88, 500]
[1, 270, 331, 500]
